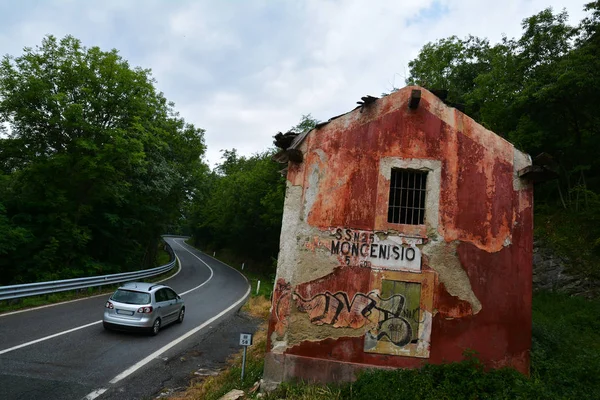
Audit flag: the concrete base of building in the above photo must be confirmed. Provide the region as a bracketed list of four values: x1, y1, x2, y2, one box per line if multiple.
[262, 352, 395, 390]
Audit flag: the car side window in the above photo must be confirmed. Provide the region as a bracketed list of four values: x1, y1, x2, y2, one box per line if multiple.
[165, 289, 177, 301]
[155, 289, 166, 303]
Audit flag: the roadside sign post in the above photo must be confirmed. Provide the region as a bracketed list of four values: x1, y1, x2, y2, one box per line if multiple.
[239, 333, 253, 381]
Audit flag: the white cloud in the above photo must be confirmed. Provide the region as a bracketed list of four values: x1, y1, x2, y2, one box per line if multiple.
[0, 0, 590, 167]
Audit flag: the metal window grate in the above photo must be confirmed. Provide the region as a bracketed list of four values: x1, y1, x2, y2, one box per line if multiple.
[387, 169, 427, 225]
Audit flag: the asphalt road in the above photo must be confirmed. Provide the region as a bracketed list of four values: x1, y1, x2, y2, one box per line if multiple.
[0, 237, 250, 400]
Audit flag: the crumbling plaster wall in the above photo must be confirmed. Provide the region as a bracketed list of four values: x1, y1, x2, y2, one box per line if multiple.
[267, 86, 533, 378]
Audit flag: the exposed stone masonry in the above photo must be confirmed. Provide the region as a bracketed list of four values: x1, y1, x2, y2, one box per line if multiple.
[533, 240, 597, 298]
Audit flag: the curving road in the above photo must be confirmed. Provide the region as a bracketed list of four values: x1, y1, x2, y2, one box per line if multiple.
[0, 237, 250, 400]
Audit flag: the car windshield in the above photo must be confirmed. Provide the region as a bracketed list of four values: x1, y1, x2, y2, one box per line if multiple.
[111, 289, 151, 305]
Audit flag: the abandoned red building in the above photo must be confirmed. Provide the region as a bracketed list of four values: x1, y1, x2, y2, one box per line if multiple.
[264, 86, 534, 387]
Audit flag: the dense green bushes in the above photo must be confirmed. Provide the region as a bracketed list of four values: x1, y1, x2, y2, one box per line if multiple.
[186, 150, 285, 275]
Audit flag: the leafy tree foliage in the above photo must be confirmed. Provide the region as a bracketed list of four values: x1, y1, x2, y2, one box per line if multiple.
[407, 2, 600, 276]
[187, 149, 285, 271]
[290, 113, 319, 134]
[186, 115, 319, 272]
[0, 35, 206, 284]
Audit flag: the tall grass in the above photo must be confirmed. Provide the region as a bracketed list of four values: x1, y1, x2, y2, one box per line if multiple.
[529, 291, 600, 398]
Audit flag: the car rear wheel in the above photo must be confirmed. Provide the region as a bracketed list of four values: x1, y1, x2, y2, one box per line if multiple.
[177, 307, 185, 323]
[151, 318, 161, 336]
[103, 322, 111, 331]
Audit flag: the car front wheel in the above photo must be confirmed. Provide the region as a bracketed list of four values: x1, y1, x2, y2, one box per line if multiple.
[177, 307, 185, 323]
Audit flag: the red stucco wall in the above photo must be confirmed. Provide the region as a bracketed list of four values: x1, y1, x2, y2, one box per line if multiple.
[264, 86, 533, 385]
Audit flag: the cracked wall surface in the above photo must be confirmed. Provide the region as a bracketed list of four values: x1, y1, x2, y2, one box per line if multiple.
[265, 86, 533, 385]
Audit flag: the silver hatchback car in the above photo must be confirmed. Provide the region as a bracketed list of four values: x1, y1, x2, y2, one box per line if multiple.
[103, 282, 185, 335]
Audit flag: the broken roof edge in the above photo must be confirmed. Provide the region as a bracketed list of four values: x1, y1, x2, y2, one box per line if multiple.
[289, 86, 432, 151]
[288, 86, 531, 163]
[288, 109, 354, 151]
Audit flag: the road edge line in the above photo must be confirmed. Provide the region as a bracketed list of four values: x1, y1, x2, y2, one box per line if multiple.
[108, 285, 251, 384]
[0, 320, 102, 355]
[177, 239, 251, 286]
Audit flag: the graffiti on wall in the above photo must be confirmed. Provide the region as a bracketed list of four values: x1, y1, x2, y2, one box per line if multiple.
[295, 281, 423, 349]
[272, 265, 434, 358]
[272, 279, 292, 336]
[364, 279, 422, 353]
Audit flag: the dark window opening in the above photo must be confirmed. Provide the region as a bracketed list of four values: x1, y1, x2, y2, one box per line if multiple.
[387, 169, 427, 225]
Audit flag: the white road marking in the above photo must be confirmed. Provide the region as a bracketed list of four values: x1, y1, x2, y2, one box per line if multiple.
[84, 388, 107, 400]
[0, 320, 102, 355]
[156, 254, 182, 283]
[171, 241, 215, 295]
[108, 284, 250, 384]
[0, 254, 193, 356]
[176, 239, 249, 286]
[0, 293, 110, 318]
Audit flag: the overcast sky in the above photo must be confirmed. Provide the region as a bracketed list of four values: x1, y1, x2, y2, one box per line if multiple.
[0, 0, 590, 167]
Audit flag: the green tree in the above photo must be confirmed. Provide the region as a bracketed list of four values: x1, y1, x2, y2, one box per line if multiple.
[406, 3, 600, 278]
[290, 114, 319, 134]
[0, 35, 206, 284]
[407, 36, 490, 103]
[188, 149, 285, 271]
[187, 115, 319, 272]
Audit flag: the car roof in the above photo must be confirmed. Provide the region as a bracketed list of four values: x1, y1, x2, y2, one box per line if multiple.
[118, 282, 166, 292]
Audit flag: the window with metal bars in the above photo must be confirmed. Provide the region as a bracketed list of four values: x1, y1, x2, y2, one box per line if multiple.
[387, 169, 427, 225]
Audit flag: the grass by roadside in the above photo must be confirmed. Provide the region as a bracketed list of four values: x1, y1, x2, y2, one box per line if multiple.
[170, 288, 600, 400]
[169, 296, 271, 400]
[0, 242, 178, 314]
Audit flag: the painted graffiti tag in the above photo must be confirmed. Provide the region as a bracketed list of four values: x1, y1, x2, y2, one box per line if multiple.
[295, 291, 420, 347]
[295, 291, 379, 328]
[272, 279, 292, 336]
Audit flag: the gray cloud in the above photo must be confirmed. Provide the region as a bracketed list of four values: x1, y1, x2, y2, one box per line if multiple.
[0, 0, 589, 167]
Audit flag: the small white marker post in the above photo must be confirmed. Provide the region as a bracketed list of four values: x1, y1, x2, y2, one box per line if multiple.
[256, 280, 261, 295]
[239, 333, 253, 381]
[213, 251, 216, 257]
[241, 262, 245, 270]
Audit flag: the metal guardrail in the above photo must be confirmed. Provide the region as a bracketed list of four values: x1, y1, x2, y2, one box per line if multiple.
[0, 243, 177, 301]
